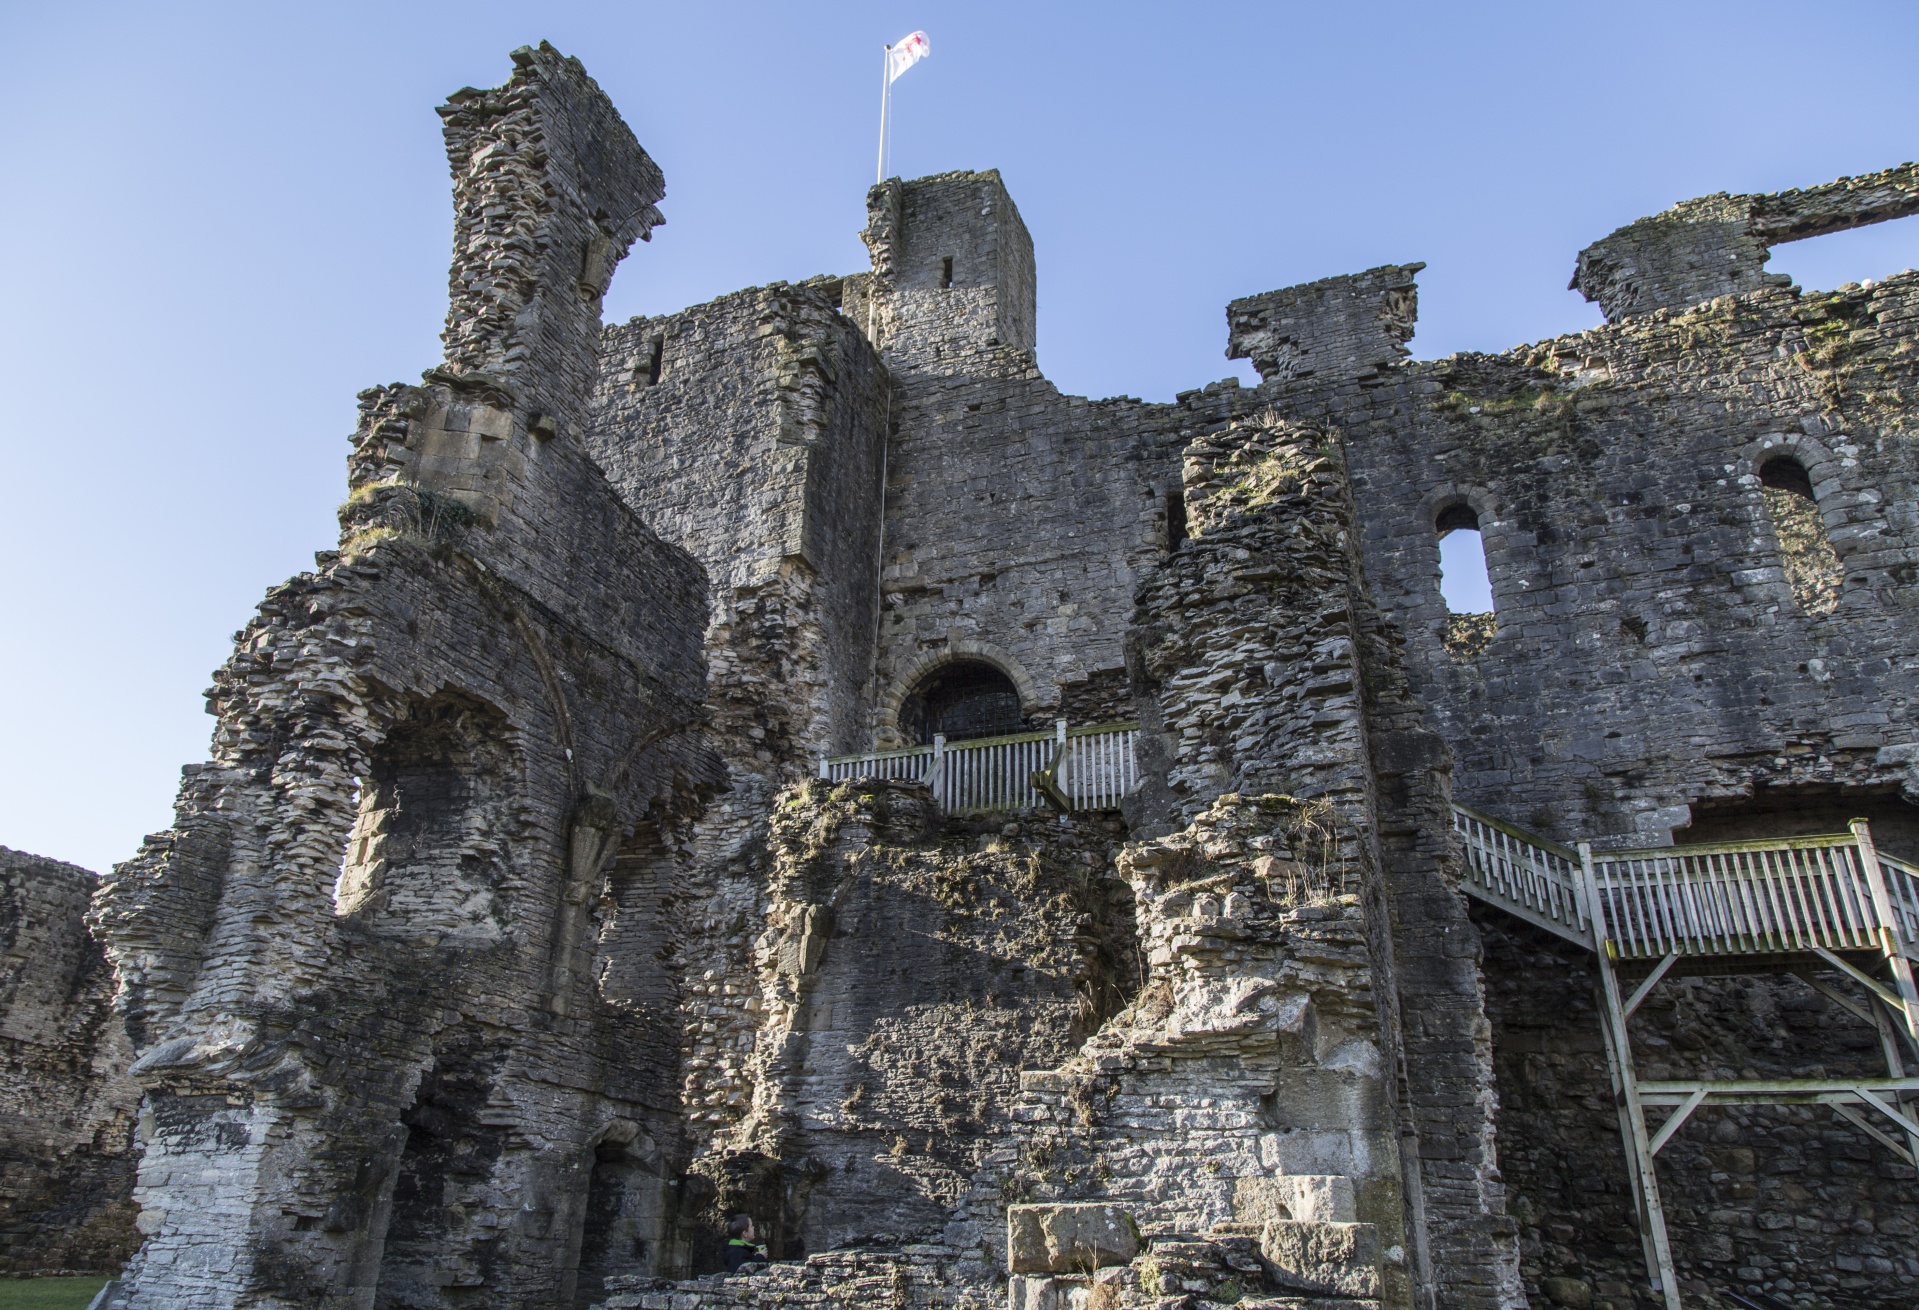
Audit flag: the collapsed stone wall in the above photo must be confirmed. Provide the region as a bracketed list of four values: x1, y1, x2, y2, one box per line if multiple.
[1477, 910, 1919, 1310]
[1001, 795, 1409, 1306]
[0, 847, 141, 1276]
[700, 780, 1139, 1259]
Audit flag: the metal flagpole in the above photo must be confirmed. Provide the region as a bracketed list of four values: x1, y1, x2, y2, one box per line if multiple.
[876, 44, 890, 184]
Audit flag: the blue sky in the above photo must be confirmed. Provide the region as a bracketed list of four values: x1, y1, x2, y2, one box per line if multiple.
[3, 1, 1916, 873]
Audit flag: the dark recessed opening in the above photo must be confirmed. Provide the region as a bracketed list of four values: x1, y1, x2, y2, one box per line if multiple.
[940, 256, 954, 289]
[1759, 455, 1815, 501]
[1677, 786, 1919, 863]
[646, 337, 665, 387]
[1435, 503, 1480, 533]
[1165, 486, 1188, 552]
[900, 660, 1022, 744]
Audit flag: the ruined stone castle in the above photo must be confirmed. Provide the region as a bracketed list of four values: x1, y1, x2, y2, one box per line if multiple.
[4, 41, 1918, 1310]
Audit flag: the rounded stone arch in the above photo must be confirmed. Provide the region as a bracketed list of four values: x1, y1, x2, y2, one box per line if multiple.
[876, 641, 1045, 748]
[1741, 431, 1851, 618]
[1740, 431, 1843, 507]
[1418, 482, 1502, 536]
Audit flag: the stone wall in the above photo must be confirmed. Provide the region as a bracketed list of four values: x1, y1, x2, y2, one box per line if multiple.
[857, 171, 1216, 741]
[863, 171, 1036, 369]
[1000, 795, 1410, 1307]
[699, 780, 1139, 1261]
[588, 279, 888, 760]
[1323, 270, 1919, 850]
[0, 847, 141, 1275]
[1123, 412, 1522, 1310]
[17, 43, 1919, 1310]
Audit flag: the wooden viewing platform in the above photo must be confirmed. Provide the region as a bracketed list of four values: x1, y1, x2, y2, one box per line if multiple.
[1454, 803, 1919, 1310]
[822, 721, 1140, 815]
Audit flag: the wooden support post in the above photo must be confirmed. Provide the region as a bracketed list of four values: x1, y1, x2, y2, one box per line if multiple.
[1852, 819, 1919, 1042]
[1581, 841, 1683, 1310]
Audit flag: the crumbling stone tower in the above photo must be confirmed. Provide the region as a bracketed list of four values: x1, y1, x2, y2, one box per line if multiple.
[53, 39, 1919, 1310]
[92, 45, 718, 1308]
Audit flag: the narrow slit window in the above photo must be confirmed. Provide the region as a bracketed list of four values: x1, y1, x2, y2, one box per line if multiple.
[1435, 504, 1495, 658]
[1759, 455, 1841, 616]
[646, 337, 665, 386]
[940, 256, 954, 289]
[1164, 486, 1188, 553]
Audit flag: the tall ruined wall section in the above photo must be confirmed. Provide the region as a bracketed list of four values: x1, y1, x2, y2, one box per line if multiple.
[1228, 171, 1919, 1310]
[582, 272, 898, 1267]
[91, 45, 723, 1310]
[1331, 272, 1919, 849]
[588, 281, 887, 760]
[0, 848, 141, 1276]
[1123, 410, 1523, 1310]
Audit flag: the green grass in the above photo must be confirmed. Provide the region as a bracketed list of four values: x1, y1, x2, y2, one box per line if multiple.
[0, 1277, 111, 1310]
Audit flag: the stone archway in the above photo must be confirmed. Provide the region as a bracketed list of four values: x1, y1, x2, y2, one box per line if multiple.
[876, 641, 1044, 747]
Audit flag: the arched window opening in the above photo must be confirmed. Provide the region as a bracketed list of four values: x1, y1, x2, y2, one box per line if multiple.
[330, 692, 512, 941]
[899, 660, 1023, 744]
[1435, 504, 1495, 658]
[1758, 455, 1841, 616]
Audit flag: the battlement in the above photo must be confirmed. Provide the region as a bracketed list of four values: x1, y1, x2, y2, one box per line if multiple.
[1226, 263, 1424, 385]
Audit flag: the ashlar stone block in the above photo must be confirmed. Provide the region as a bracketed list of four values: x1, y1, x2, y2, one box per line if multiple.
[1006, 1203, 1140, 1274]
[1259, 1220, 1381, 1299]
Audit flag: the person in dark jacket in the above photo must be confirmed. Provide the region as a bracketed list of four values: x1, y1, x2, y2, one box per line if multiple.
[723, 1214, 767, 1272]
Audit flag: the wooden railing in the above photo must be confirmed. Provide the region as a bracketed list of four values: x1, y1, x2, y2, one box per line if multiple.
[1453, 803, 1919, 966]
[822, 721, 1139, 816]
[1589, 834, 1915, 961]
[1453, 804, 1591, 945]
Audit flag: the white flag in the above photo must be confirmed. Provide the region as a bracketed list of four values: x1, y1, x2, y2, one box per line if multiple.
[886, 31, 930, 83]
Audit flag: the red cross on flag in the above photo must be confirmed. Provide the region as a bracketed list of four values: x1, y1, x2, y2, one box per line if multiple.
[886, 32, 930, 83]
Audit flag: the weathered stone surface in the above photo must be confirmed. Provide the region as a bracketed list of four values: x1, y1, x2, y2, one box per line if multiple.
[1260, 1221, 1381, 1299]
[1572, 162, 1919, 321]
[0, 847, 141, 1275]
[1236, 1176, 1360, 1226]
[1006, 1203, 1140, 1273]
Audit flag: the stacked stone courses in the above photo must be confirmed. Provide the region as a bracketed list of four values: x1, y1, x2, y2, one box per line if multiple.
[4, 42, 1918, 1310]
[0, 848, 141, 1276]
